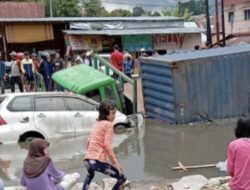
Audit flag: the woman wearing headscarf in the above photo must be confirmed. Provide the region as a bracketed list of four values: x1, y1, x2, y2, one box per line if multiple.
[21, 138, 79, 190]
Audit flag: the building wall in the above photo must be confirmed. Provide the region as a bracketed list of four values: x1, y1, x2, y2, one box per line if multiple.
[181, 33, 201, 50]
[161, 33, 201, 53]
[225, 1, 250, 34]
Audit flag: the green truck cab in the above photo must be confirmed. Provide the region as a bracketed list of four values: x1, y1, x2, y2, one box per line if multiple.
[52, 64, 123, 111]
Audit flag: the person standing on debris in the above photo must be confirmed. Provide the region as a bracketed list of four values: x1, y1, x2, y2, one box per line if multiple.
[0, 53, 5, 94]
[21, 51, 35, 92]
[111, 45, 124, 73]
[53, 53, 64, 91]
[227, 118, 250, 190]
[76, 51, 85, 64]
[82, 100, 127, 190]
[84, 50, 93, 66]
[123, 56, 134, 78]
[9, 51, 23, 93]
[45, 54, 54, 91]
[123, 49, 132, 60]
[21, 138, 80, 190]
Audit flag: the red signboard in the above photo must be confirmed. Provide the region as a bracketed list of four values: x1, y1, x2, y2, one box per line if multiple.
[154, 34, 184, 50]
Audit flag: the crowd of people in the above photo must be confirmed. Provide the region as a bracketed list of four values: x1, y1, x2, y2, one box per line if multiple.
[0, 49, 96, 94]
[0, 46, 140, 94]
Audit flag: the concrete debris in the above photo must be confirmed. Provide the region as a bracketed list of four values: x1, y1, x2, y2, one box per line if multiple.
[4, 176, 231, 190]
[172, 175, 208, 190]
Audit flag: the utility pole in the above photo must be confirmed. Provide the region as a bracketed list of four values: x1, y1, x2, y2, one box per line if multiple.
[178, 0, 181, 17]
[221, 0, 226, 46]
[215, 0, 220, 46]
[205, 0, 212, 46]
[49, 0, 53, 17]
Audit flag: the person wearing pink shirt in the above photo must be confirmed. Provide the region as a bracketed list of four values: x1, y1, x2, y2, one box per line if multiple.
[227, 118, 250, 190]
[82, 100, 126, 190]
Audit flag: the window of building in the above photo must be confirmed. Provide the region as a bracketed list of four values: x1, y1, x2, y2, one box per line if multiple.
[244, 9, 250, 20]
[228, 12, 234, 23]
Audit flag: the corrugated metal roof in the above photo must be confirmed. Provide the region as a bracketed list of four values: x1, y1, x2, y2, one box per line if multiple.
[140, 44, 250, 64]
[0, 2, 44, 18]
[63, 27, 204, 36]
[0, 16, 182, 23]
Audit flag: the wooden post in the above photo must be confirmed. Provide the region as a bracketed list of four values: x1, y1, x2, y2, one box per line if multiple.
[94, 57, 98, 69]
[205, 0, 212, 45]
[1, 24, 7, 61]
[215, 0, 220, 45]
[221, 0, 226, 46]
[133, 79, 138, 113]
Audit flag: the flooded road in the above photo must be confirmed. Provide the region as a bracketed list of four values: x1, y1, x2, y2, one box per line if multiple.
[0, 118, 235, 187]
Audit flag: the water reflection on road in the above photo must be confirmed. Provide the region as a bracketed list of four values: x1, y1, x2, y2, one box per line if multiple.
[0, 119, 236, 186]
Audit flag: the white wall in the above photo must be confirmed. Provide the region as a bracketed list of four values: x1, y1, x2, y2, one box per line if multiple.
[225, 2, 250, 34]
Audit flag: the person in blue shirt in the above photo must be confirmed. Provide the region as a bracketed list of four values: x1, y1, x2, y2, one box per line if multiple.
[0, 53, 6, 94]
[123, 56, 134, 78]
[44, 54, 54, 91]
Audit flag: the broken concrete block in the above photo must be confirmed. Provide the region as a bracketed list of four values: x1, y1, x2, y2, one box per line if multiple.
[172, 175, 208, 190]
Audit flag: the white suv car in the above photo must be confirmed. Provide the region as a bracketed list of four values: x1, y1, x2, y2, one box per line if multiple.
[0, 92, 130, 144]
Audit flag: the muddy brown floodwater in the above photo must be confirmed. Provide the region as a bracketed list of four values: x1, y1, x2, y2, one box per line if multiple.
[0, 118, 236, 187]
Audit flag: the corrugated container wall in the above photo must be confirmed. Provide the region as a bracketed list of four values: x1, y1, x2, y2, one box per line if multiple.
[140, 44, 250, 124]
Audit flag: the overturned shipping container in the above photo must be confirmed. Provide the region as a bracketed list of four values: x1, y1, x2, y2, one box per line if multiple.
[140, 45, 250, 124]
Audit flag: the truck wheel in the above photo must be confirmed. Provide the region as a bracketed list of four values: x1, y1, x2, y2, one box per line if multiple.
[114, 124, 127, 134]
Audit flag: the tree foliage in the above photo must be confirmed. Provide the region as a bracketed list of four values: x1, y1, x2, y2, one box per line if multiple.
[44, 0, 80, 17]
[151, 11, 161, 17]
[83, 0, 107, 17]
[180, 0, 206, 15]
[160, 7, 192, 21]
[132, 6, 145, 16]
[110, 9, 132, 17]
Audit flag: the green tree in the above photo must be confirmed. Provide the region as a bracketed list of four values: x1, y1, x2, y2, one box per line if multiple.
[45, 0, 80, 17]
[110, 9, 132, 17]
[180, 0, 206, 15]
[132, 6, 145, 16]
[151, 11, 161, 17]
[171, 6, 180, 17]
[160, 10, 172, 16]
[83, 0, 107, 16]
[183, 8, 192, 21]
[56, 0, 80, 17]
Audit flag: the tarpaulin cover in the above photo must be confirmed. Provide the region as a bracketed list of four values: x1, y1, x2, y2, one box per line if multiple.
[5, 23, 54, 43]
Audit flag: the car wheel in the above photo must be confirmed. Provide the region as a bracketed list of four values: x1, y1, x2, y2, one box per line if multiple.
[19, 132, 45, 142]
[114, 124, 127, 134]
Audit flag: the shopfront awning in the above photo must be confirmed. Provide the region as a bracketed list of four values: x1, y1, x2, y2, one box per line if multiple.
[5, 23, 54, 43]
[63, 27, 204, 36]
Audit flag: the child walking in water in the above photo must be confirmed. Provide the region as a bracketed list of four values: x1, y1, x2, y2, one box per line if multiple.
[82, 100, 127, 190]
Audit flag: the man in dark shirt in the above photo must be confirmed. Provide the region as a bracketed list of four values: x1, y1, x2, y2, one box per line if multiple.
[52, 53, 64, 91]
[0, 53, 6, 94]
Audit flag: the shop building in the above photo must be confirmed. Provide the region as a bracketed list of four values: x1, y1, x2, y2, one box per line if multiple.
[0, 17, 203, 60]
